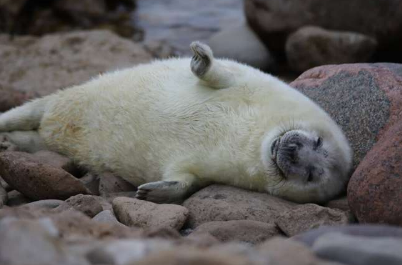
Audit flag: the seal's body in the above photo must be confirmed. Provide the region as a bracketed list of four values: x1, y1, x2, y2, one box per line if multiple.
[0, 42, 352, 203]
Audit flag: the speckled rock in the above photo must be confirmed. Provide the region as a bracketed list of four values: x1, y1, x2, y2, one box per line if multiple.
[286, 26, 377, 72]
[0, 30, 153, 97]
[191, 220, 281, 244]
[0, 151, 90, 200]
[348, 119, 402, 225]
[290, 63, 402, 168]
[245, 0, 402, 61]
[183, 185, 295, 228]
[112, 197, 189, 231]
[275, 204, 350, 237]
[55, 194, 103, 218]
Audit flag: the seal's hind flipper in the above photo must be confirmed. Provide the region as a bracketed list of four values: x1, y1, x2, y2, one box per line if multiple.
[190, 41, 234, 89]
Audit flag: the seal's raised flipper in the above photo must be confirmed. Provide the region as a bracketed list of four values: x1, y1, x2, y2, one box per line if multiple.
[190, 41, 235, 89]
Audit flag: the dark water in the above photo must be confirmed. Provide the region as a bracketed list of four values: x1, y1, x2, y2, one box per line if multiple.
[134, 0, 244, 55]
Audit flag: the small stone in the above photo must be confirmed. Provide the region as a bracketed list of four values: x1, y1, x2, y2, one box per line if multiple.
[286, 26, 377, 72]
[275, 204, 350, 237]
[99, 172, 136, 196]
[313, 232, 402, 265]
[0, 217, 89, 265]
[93, 210, 125, 227]
[192, 220, 281, 244]
[0, 151, 90, 200]
[6, 190, 31, 206]
[257, 237, 340, 265]
[26, 199, 64, 209]
[79, 173, 100, 195]
[113, 197, 189, 231]
[86, 239, 173, 265]
[292, 224, 402, 247]
[0, 182, 7, 208]
[55, 194, 103, 218]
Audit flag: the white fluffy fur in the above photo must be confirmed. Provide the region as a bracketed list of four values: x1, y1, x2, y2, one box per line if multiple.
[0, 47, 352, 203]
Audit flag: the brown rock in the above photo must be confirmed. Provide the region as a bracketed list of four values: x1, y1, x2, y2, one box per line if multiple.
[290, 63, 402, 168]
[286, 26, 377, 72]
[192, 220, 281, 244]
[112, 197, 189, 231]
[275, 204, 350, 237]
[33, 150, 79, 176]
[245, 0, 402, 61]
[183, 185, 295, 228]
[348, 119, 402, 225]
[0, 30, 152, 97]
[257, 237, 341, 265]
[0, 151, 90, 200]
[55, 194, 103, 218]
[99, 172, 136, 196]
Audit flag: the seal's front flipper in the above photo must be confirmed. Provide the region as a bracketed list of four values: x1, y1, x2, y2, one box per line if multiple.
[190, 41, 234, 89]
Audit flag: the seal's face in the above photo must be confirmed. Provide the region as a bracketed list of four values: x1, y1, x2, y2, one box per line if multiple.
[262, 128, 351, 203]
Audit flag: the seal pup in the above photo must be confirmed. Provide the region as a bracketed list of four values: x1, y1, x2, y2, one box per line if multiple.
[0, 42, 352, 203]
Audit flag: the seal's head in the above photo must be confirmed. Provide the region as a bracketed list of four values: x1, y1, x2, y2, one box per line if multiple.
[261, 126, 352, 203]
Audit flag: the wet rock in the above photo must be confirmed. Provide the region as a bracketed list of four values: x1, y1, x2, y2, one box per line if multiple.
[113, 197, 189, 230]
[0, 82, 33, 112]
[79, 173, 100, 195]
[286, 26, 377, 72]
[207, 23, 273, 70]
[183, 185, 294, 228]
[348, 119, 402, 225]
[276, 204, 350, 237]
[0, 151, 90, 200]
[6, 190, 31, 206]
[0, 217, 89, 265]
[0, 30, 153, 97]
[312, 232, 402, 265]
[192, 220, 280, 244]
[55, 194, 103, 218]
[0, 182, 7, 208]
[257, 237, 341, 265]
[33, 150, 79, 176]
[99, 172, 136, 196]
[245, 0, 402, 61]
[87, 239, 173, 265]
[292, 224, 402, 247]
[136, 0, 244, 55]
[26, 199, 64, 209]
[290, 63, 402, 168]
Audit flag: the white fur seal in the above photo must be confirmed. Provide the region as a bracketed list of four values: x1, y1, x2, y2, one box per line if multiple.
[0, 42, 352, 203]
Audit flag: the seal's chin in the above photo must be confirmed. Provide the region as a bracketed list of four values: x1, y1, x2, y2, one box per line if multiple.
[270, 137, 286, 179]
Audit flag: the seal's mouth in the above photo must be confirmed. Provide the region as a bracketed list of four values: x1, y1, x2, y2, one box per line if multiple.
[270, 137, 286, 179]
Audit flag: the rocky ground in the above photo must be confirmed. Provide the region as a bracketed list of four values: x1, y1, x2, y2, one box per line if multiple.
[1, 1, 402, 265]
